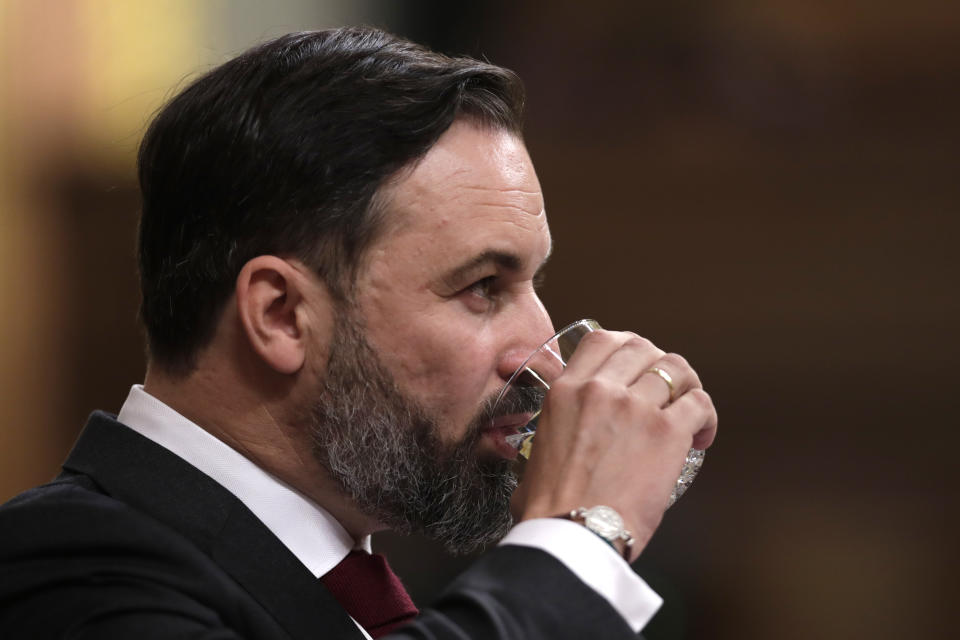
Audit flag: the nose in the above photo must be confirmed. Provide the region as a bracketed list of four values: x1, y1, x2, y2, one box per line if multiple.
[496, 293, 555, 382]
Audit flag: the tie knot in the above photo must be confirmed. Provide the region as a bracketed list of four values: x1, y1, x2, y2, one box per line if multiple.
[321, 550, 418, 638]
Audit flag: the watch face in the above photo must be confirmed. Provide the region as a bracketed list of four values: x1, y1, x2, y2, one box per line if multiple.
[584, 506, 623, 540]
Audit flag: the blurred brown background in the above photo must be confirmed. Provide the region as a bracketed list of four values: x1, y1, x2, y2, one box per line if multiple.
[1, 1, 957, 638]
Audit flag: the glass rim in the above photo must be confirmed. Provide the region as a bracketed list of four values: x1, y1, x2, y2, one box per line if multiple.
[494, 318, 601, 409]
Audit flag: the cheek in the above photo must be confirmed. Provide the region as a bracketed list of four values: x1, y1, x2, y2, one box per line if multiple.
[355, 271, 495, 423]
[383, 328, 493, 422]
[396, 335, 478, 395]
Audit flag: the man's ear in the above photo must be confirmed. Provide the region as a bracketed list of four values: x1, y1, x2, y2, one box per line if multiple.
[235, 256, 315, 375]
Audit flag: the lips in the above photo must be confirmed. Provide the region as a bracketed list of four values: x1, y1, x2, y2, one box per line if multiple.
[481, 413, 536, 459]
[487, 412, 535, 433]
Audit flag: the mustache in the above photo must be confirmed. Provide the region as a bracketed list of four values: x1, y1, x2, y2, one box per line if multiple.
[481, 383, 545, 425]
[451, 381, 547, 452]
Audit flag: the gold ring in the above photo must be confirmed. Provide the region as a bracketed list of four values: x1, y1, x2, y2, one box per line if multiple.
[645, 366, 675, 403]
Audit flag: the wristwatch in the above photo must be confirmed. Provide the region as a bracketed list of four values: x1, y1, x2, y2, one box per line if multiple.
[558, 505, 634, 561]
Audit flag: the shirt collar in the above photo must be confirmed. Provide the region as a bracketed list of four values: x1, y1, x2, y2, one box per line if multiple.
[117, 384, 370, 578]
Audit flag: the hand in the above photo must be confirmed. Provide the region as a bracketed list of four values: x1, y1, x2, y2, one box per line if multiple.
[513, 330, 718, 562]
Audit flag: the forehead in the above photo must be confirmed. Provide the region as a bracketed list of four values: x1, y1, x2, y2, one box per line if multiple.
[370, 120, 549, 269]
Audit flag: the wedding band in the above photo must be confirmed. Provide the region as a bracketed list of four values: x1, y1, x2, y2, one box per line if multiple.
[645, 366, 675, 403]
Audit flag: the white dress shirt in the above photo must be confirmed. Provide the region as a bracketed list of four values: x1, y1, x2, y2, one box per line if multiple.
[117, 385, 661, 635]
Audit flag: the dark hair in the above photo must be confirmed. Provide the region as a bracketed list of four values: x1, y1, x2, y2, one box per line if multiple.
[137, 27, 525, 375]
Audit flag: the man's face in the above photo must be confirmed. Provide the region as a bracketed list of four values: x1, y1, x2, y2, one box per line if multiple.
[351, 119, 554, 457]
[308, 120, 554, 551]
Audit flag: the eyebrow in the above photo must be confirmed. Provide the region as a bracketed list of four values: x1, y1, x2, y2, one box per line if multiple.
[441, 246, 553, 289]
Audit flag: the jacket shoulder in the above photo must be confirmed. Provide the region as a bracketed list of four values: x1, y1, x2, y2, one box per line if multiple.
[0, 474, 265, 638]
[1, 472, 185, 561]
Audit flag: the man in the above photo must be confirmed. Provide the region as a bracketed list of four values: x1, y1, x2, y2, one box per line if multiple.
[0, 27, 716, 638]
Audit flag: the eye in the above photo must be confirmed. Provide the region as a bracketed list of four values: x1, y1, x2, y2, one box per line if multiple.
[456, 276, 500, 313]
[465, 276, 497, 300]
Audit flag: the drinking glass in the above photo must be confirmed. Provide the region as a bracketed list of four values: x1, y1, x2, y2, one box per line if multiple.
[493, 319, 705, 507]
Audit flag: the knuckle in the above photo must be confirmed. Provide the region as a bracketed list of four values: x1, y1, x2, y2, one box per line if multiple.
[643, 412, 673, 438]
[580, 378, 607, 395]
[661, 352, 690, 371]
[579, 378, 615, 401]
[623, 334, 653, 352]
[578, 330, 609, 347]
[688, 388, 714, 411]
[578, 378, 638, 414]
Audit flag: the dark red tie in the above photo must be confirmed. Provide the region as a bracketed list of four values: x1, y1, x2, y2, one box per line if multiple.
[320, 550, 418, 638]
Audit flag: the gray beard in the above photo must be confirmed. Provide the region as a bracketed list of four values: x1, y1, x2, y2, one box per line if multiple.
[309, 318, 517, 554]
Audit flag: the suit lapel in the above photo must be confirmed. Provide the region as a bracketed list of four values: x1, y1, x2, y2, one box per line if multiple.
[63, 411, 364, 640]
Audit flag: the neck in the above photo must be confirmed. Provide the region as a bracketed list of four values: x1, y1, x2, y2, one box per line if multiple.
[143, 360, 386, 540]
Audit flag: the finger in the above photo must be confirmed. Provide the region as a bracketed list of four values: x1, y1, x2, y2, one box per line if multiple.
[560, 330, 635, 379]
[631, 353, 702, 408]
[590, 335, 664, 386]
[663, 388, 718, 450]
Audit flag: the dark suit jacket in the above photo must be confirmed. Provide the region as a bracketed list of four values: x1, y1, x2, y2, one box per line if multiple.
[0, 412, 641, 639]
